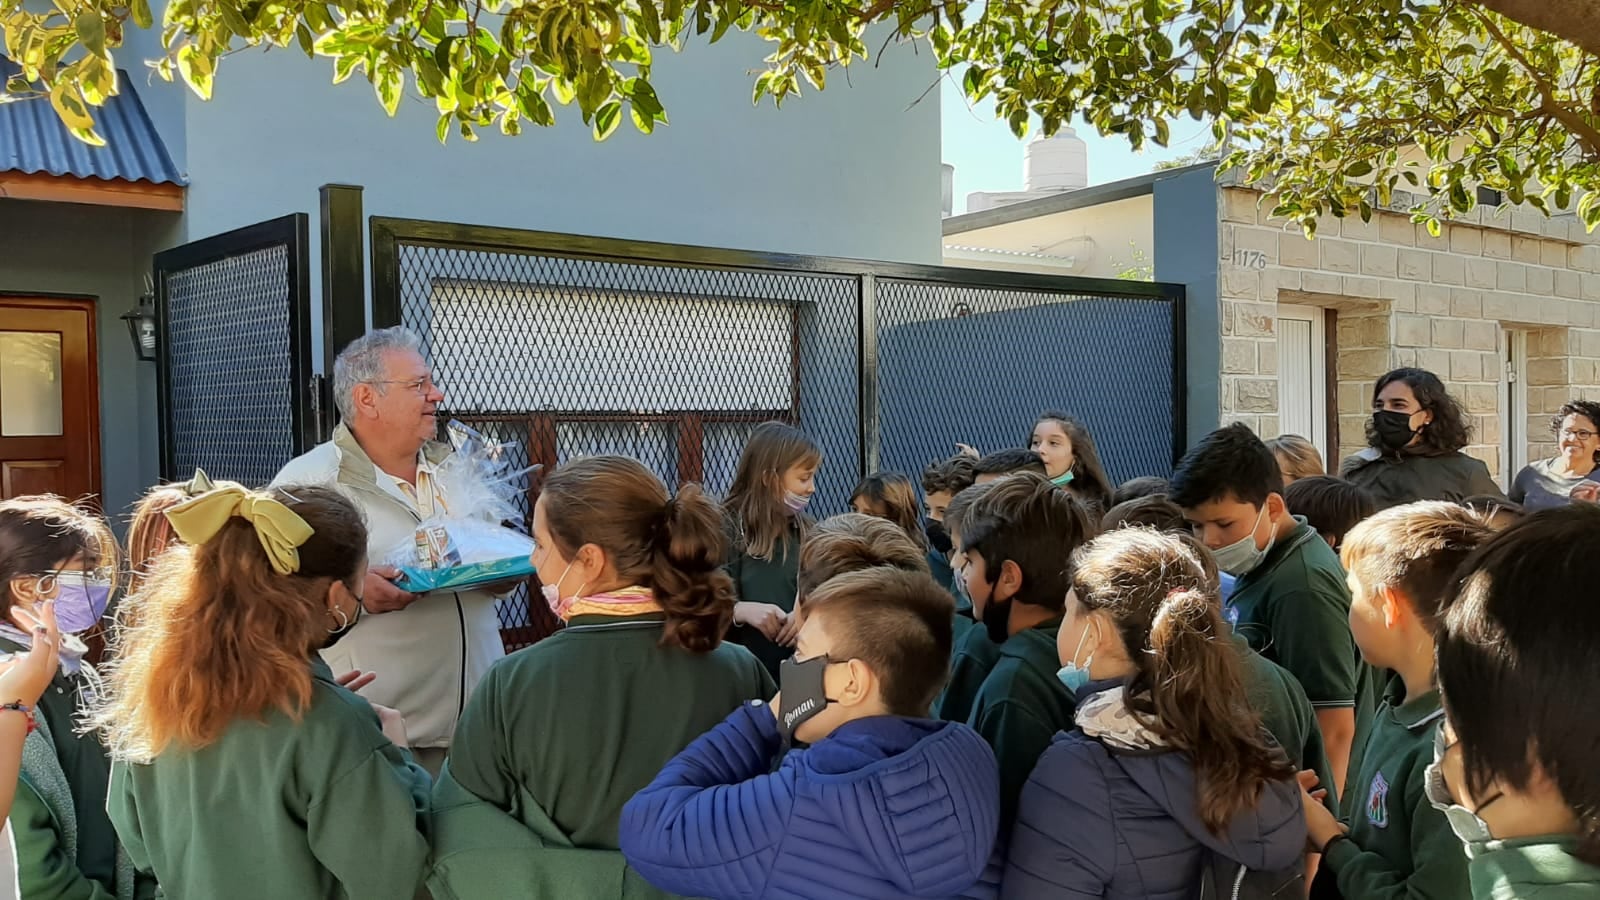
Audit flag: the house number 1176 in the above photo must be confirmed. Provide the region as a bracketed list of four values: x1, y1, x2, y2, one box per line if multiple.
[1232, 250, 1268, 270]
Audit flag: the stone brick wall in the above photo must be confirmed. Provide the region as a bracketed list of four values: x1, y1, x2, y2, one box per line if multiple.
[1219, 185, 1600, 480]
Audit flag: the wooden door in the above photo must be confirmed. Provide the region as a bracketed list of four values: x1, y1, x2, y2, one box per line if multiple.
[0, 298, 101, 504]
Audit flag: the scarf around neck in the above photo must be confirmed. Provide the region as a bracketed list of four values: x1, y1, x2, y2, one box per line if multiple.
[561, 585, 662, 621]
[1076, 685, 1168, 751]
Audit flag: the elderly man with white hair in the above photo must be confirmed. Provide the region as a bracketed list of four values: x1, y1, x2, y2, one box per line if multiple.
[274, 326, 509, 775]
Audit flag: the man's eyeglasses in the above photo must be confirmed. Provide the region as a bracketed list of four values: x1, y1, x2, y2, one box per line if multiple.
[369, 376, 440, 397]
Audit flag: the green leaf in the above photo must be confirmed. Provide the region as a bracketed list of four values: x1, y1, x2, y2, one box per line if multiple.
[130, 0, 153, 31]
[436, 111, 450, 143]
[375, 61, 403, 115]
[295, 24, 314, 56]
[219, 4, 251, 39]
[49, 79, 94, 129]
[74, 12, 106, 57]
[593, 98, 621, 139]
[78, 57, 118, 105]
[630, 103, 653, 133]
[639, 2, 661, 43]
[459, 119, 476, 141]
[175, 43, 214, 100]
[516, 77, 554, 125]
[1248, 66, 1276, 113]
[551, 77, 576, 105]
[333, 53, 361, 84]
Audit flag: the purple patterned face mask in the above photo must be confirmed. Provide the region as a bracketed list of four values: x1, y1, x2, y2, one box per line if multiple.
[36, 571, 112, 634]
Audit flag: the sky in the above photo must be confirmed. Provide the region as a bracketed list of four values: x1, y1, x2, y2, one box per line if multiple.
[940, 69, 1213, 214]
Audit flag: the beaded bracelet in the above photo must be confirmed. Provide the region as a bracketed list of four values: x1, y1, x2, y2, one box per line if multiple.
[0, 702, 36, 734]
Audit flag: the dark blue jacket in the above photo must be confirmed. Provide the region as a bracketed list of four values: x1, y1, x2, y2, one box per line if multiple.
[1002, 683, 1306, 900]
[620, 701, 1002, 900]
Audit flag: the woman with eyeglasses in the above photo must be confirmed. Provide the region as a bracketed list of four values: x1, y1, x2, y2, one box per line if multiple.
[1509, 400, 1600, 511]
[0, 495, 157, 900]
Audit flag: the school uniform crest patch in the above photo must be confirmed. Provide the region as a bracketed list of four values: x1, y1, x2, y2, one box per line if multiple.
[1366, 771, 1391, 828]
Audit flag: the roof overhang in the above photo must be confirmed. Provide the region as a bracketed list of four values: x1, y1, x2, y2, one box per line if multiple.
[0, 171, 183, 211]
[1, 57, 185, 212]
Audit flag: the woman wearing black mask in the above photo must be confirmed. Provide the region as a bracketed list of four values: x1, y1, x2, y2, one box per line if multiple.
[1341, 368, 1504, 509]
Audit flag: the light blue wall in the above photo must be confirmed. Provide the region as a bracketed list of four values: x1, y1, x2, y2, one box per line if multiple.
[7, 26, 938, 517]
[163, 28, 940, 367]
[181, 32, 939, 256]
[1153, 166, 1222, 448]
[0, 200, 180, 529]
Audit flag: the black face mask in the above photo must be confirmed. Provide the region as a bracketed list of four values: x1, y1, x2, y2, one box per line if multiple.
[1372, 409, 1418, 452]
[321, 601, 363, 651]
[925, 518, 953, 556]
[979, 588, 1013, 644]
[777, 653, 834, 742]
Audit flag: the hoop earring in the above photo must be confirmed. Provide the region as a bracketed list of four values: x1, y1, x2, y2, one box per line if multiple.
[328, 606, 349, 633]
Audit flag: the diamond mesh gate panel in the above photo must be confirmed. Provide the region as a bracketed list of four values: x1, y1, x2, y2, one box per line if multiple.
[164, 245, 297, 487]
[874, 280, 1178, 486]
[390, 244, 861, 637]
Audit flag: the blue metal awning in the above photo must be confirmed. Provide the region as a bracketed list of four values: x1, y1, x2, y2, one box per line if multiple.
[0, 57, 184, 185]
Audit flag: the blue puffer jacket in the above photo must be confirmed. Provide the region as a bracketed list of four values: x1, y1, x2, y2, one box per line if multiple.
[1002, 685, 1306, 900]
[620, 701, 1002, 900]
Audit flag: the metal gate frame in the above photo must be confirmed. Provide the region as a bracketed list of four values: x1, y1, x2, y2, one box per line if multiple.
[369, 217, 1190, 475]
[154, 214, 315, 480]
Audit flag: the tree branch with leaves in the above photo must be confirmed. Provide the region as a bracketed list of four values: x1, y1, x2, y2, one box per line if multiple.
[4, 0, 1599, 235]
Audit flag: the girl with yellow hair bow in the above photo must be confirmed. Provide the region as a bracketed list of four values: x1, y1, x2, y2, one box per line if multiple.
[92, 483, 432, 900]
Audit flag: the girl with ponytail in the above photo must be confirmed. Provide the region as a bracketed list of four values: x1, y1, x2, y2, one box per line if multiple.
[1003, 527, 1306, 899]
[430, 456, 775, 899]
[94, 483, 431, 900]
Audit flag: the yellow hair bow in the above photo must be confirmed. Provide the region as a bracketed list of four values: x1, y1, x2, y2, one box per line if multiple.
[164, 484, 315, 575]
[179, 468, 215, 496]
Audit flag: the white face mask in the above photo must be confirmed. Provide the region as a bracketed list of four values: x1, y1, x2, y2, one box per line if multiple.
[1212, 505, 1275, 577]
[1424, 728, 1504, 846]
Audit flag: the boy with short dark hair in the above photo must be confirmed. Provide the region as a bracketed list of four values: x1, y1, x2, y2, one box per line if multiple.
[954, 473, 1096, 828]
[1284, 476, 1378, 553]
[1435, 505, 1600, 897]
[1171, 423, 1369, 794]
[1301, 502, 1494, 900]
[922, 454, 977, 589]
[1100, 494, 1187, 533]
[922, 454, 978, 524]
[619, 568, 1000, 900]
[972, 449, 1047, 485]
[934, 484, 1003, 724]
[1112, 475, 1170, 506]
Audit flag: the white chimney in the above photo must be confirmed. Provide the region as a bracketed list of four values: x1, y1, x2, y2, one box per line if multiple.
[940, 163, 955, 217]
[1023, 128, 1088, 193]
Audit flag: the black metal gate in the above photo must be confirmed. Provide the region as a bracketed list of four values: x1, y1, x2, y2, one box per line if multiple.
[155, 214, 316, 485]
[369, 218, 1186, 644]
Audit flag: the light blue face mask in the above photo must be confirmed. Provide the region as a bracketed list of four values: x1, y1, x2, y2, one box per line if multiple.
[1050, 469, 1076, 487]
[1057, 622, 1097, 694]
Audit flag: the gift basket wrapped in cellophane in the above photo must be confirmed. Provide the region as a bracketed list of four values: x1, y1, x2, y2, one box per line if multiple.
[383, 420, 539, 593]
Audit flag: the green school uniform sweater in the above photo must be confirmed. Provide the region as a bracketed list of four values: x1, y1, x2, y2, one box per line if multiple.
[723, 518, 802, 679]
[435, 611, 773, 898]
[2, 636, 150, 900]
[1467, 836, 1600, 899]
[1314, 678, 1466, 900]
[966, 617, 1076, 831]
[1235, 631, 1337, 804]
[936, 611, 1002, 725]
[106, 657, 432, 900]
[1227, 520, 1369, 714]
